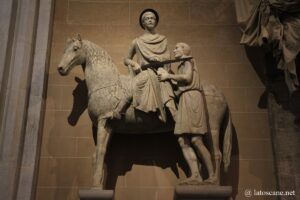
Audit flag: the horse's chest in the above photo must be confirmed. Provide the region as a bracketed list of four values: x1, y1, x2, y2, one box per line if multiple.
[88, 86, 120, 117]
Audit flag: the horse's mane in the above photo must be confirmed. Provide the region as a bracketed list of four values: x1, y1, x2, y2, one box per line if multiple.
[81, 39, 123, 96]
[82, 40, 117, 70]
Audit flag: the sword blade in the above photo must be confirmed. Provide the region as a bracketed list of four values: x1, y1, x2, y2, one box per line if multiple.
[141, 56, 193, 69]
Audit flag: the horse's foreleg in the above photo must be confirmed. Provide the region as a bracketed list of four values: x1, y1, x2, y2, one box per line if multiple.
[93, 120, 111, 189]
[211, 129, 222, 185]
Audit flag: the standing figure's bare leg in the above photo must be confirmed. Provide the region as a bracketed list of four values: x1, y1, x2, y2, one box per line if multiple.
[178, 136, 203, 184]
[93, 119, 112, 189]
[211, 129, 222, 184]
[191, 136, 217, 184]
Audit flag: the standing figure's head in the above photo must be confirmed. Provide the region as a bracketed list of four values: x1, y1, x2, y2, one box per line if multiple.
[173, 42, 191, 59]
[139, 9, 159, 31]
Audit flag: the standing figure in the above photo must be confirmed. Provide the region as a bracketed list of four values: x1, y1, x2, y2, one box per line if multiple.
[114, 9, 176, 121]
[158, 43, 216, 184]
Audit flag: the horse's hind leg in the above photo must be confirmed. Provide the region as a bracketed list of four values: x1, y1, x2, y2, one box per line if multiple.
[211, 129, 222, 185]
[93, 119, 112, 189]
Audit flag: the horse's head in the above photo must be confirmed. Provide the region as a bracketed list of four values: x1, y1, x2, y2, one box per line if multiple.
[57, 34, 85, 76]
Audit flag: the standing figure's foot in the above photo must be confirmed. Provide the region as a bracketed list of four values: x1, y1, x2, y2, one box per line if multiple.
[204, 175, 219, 185]
[179, 175, 204, 185]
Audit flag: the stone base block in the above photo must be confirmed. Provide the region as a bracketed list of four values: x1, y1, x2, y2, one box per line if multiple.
[79, 188, 114, 200]
[175, 185, 232, 200]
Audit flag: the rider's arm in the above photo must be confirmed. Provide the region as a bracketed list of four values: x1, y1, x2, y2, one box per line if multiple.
[124, 41, 138, 67]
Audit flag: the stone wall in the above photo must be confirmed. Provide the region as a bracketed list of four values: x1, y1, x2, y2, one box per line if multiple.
[35, 0, 277, 199]
[268, 94, 300, 200]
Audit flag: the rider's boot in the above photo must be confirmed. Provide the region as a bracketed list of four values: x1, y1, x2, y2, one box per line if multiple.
[112, 96, 131, 119]
[166, 100, 177, 120]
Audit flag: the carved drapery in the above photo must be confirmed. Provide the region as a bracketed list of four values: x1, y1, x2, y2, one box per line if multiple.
[234, 0, 300, 92]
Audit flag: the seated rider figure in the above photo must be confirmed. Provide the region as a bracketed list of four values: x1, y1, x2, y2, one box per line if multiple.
[113, 9, 176, 122]
[158, 43, 217, 184]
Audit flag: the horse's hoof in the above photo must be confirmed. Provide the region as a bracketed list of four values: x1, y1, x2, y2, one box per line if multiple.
[92, 182, 103, 189]
[92, 184, 102, 188]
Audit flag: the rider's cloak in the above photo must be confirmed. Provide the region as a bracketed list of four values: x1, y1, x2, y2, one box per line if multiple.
[131, 33, 175, 122]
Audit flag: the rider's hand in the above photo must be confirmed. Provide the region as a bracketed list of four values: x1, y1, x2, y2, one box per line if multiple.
[132, 63, 141, 73]
[125, 59, 141, 72]
[149, 57, 161, 62]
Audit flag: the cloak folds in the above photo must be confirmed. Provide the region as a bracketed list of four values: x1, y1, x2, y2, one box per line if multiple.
[131, 34, 174, 122]
[235, 0, 300, 92]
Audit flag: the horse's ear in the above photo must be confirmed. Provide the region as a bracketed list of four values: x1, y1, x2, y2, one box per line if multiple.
[77, 34, 82, 42]
[66, 38, 73, 45]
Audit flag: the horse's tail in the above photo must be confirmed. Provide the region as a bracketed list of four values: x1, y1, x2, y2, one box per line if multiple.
[222, 106, 233, 172]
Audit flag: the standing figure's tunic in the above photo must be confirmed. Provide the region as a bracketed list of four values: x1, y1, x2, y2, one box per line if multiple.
[174, 60, 208, 135]
[131, 33, 175, 122]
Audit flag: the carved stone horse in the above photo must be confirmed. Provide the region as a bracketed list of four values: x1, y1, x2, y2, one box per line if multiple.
[57, 36, 232, 189]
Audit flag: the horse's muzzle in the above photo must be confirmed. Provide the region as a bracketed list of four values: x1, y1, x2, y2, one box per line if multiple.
[57, 66, 67, 76]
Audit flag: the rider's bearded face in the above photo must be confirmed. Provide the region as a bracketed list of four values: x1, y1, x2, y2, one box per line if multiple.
[142, 12, 157, 30]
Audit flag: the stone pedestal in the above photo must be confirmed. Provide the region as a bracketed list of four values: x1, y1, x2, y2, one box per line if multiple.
[79, 189, 114, 200]
[174, 185, 232, 200]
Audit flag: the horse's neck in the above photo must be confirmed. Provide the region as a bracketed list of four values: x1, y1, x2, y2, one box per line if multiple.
[82, 41, 120, 94]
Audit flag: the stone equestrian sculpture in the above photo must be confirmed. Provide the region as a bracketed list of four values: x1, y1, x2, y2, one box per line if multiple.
[57, 35, 232, 189]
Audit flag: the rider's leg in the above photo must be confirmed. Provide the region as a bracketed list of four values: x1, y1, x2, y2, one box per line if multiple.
[191, 136, 215, 181]
[178, 136, 203, 181]
[113, 95, 132, 119]
[166, 99, 177, 120]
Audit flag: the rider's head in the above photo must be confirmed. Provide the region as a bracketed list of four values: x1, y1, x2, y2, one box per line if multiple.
[139, 9, 159, 30]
